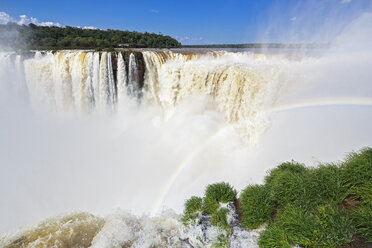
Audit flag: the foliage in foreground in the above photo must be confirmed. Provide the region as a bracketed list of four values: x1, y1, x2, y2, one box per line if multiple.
[182, 147, 372, 247]
[239, 185, 274, 229]
[183, 182, 237, 229]
[258, 205, 354, 248]
[182, 182, 237, 247]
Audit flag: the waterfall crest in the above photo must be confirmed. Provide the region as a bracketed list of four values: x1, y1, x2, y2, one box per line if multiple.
[2, 50, 297, 143]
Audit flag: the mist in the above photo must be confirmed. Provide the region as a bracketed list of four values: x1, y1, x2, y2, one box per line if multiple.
[0, 11, 372, 237]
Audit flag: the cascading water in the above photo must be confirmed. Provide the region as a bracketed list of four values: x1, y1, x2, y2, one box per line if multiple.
[0, 52, 26, 100]
[99, 52, 116, 111]
[14, 50, 295, 144]
[0, 49, 300, 247]
[117, 52, 127, 104]
[1, 13, 372, 247]
[128, 53, 141, 98]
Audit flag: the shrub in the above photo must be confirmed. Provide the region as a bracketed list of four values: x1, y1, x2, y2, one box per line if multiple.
[181, 148, 371, 247]
[351, 203, 372, 242]
[313, 206, 354, 247]
[340, 147, 372, 189]
[276, 205, 318, 246]
[272, 205, 354, 247]
[352, 182, 372, 205]
[258, 223, 291, 248]
[264, 162, 315, 210]
[310, 164, 346, 205]
[204, 182, 237, 215]
[182, 196, 203, 225]
[210, 208, 231, 232]
[239, 185, 274, 229]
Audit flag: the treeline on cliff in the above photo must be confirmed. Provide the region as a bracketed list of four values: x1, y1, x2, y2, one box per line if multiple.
[0, 23, 182, 50]
[183, 43, 326, 48]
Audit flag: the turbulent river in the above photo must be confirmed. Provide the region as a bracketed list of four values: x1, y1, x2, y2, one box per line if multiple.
[1, 13, 372, 248]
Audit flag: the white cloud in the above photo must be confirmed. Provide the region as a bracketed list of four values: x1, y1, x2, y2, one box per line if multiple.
[0, 12, 62, 27]
[341, 0, 352, 3]
[290, 17, 297, 22]
[1, 11, 97, 29]
[17, 14, 62, 27]
[0, 12, 15, 24]
[39, 21, 62, 27]
[175, 36, 203, 42]
[151, 9, 160, 13]
[83, 26, 98, 30]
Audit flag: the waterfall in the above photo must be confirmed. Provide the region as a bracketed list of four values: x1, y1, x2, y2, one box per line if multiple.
[141, 51, 291, 143]
[3, 50, 297, 143]
[0, 52, 27, 100]
[2, 14, 372, 247]
[92, 52, 100, 108]
[70, 52, 85, 112]
[54, 51, 73, 112]
[99, 52, 109, 110]
[128, 53, 140, 98]
[117, 52, 127, 103]
[99, 52, 116, 111]
[106, 52, 116, 106]
[24, 51, 56, 112]
[83, 52, 95, 111]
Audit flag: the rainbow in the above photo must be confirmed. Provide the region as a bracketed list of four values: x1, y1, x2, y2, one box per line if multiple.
[151, 127, 230, 215]
[265, 97, 372, 114]
[152, 96, 372, 215]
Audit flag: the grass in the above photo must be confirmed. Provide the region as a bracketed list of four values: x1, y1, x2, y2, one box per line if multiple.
[351, 203, 372, 242]
[204, 182, 237, 215]
[264, 162, 317, 211]
[309, 164, 346, 205]
[182, 147, 372, 247]
[181, 182, 237, 232]
[339, 148, 372, 242]
[210, 208, 231, 232]
[181, 183, 237, 248]
[259, 205, 353, 248]
[181, 196, 203, 225]
[314, 206, 354, 247]
[274, 205, 317, 246]
[239, 185, 274, 229]
[340, 147, 372, 189]
[258, 223, 291, 248]
[257, 148, 371, 247]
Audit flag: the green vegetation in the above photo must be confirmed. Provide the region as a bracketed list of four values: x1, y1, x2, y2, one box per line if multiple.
[204, 182, 237, 215]
[203, 182, 237, 233]
[259, 205, 354, 248]
[264, 162, 316, 210]
[210, 208, 231, 231]
[181, 183, 237, 247]
[339, 148, 372, 242]
[351, 202, 372, 242]
[240, 185, 274, 229]
[340, 147, 372, 190]
[182, 43, 327, 49]
[0, 23, 181, 50]
[182, 147, 372, 247]
[181, 196, 203, 225]
[182, 182, 237, 229]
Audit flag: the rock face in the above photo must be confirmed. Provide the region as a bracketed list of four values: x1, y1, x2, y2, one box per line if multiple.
[111, 51, 145, 99]
[121, 52, 145, 87]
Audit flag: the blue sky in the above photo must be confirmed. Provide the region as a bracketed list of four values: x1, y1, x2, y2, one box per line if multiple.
[0, 0, 371, 44]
